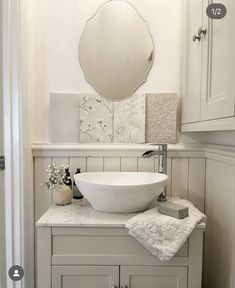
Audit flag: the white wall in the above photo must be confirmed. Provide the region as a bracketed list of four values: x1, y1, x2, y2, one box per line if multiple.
[30, 0, 183, 143]
[30, 0, 235, 147]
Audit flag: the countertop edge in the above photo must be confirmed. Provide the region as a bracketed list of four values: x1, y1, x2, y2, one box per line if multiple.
[36, 221, 206, 229]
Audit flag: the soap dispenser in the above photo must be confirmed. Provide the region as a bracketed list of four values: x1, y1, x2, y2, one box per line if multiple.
[73, 168, 83, 199]
[64, 168, 72, 189]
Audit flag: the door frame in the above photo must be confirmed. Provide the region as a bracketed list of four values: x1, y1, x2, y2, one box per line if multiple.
[0, 0, 6, 286]
[2, 0, 33, 287]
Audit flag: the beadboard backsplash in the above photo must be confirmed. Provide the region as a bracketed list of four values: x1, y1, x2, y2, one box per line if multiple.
[33, 144, 206, 221]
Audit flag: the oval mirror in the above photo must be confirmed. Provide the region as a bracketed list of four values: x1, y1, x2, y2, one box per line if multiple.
[79, 0, 154, 101]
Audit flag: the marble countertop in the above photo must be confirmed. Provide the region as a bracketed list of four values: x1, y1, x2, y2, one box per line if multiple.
[36, 199, 138, 227]
[36, 199, 206, 229]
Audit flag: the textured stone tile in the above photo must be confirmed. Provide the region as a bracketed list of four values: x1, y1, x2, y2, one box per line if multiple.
[113, 94, 145, 143]
[79, 94, 113, 143]
[49, 93, 80, 143]
[146, 93, 178, 144]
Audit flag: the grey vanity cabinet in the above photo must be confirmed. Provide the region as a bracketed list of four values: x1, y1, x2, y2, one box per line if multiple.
[37, 225, 205, 288]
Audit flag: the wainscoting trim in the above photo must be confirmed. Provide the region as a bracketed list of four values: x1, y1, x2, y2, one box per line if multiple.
[205, 145, 235, 165]
[32, 143, 205, 158]
[32, 143, 235, 163]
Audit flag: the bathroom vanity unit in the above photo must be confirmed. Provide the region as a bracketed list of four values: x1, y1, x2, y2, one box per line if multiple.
[36, 200, 205, 288]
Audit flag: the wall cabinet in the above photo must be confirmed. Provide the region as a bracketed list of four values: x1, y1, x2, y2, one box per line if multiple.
[181, 0, 235, 131]
[37, 225, 205, 288]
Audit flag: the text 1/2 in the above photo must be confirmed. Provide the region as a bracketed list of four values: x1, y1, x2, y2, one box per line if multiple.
[206, 3, 227, 19]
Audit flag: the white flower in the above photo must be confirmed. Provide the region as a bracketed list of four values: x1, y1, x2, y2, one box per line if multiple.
[42, 163, 67, 191]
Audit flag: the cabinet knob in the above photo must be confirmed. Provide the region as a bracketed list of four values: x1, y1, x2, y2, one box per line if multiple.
[193, 28, 207, 42]
[193, 34, 201, 42]
[198, 27, 207, 37]
[122, 286, 128, 288]
[111, 286, 118, 288]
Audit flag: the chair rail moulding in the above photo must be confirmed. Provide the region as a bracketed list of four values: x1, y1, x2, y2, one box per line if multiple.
[204, 145, 235, 165]
[31, 143, 206, 158]
[31, 143, 235, 165]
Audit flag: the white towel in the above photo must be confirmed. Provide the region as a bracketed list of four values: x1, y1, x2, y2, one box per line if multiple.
[126, 198, 206, 261]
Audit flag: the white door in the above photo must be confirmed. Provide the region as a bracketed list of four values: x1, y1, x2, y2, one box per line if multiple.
[201, 0, 235, 121]
[52, 266, 119, 288]
[181, 0, 203, 124]
[121, 266, 187, 288]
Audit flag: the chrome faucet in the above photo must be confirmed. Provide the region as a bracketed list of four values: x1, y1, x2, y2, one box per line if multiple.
[142, 144, 168, 201]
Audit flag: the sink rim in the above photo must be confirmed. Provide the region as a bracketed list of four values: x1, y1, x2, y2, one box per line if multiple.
[74, 171, 168, 187]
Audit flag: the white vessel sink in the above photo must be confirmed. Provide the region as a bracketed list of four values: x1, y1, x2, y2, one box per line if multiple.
[74, 172, 168, 213]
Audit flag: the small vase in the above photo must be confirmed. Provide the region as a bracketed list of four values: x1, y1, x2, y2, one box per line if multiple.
[51, 184, 72, 206]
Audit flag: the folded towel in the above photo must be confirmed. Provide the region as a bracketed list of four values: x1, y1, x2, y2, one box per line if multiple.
[126, 198, 206, 261]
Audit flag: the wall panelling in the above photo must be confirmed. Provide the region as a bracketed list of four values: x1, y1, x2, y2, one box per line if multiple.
[32, 143, 235, 287]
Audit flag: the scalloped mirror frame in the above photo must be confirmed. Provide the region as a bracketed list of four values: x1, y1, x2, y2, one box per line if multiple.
[79, 0, 154, 101]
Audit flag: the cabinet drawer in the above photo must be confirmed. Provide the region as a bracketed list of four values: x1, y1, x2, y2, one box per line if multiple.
[51, 227, 188, 266]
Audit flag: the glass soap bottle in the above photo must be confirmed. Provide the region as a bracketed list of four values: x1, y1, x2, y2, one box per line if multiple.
[64, 168, 72, 189]
[73, 168, 83, 199]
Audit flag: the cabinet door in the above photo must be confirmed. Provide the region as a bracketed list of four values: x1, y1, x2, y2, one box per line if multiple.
[121, 266, 187, 288]
[201, 0, 235, 121]
[181, 0, 203, 124]
[52, 266, 119, 288]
